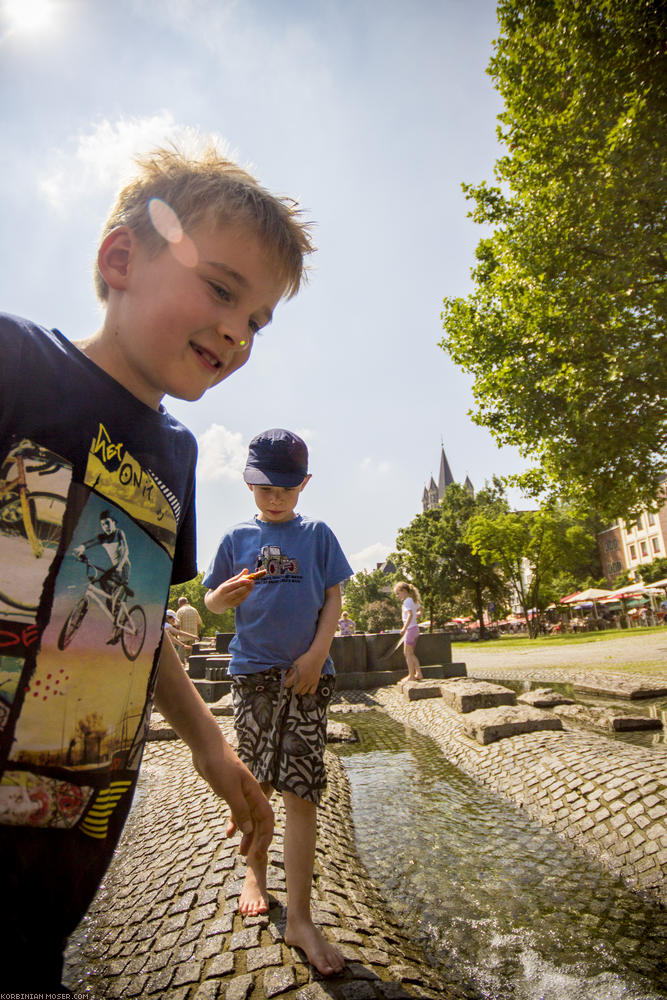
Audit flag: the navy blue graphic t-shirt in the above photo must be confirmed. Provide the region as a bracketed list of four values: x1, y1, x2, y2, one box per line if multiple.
[0, 313, 197, 913]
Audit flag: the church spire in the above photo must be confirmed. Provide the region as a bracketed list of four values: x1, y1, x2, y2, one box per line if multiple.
[438, 446, 454, 495]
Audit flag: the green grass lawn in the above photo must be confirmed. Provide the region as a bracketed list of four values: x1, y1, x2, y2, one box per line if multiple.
[452, 626, 666, 652]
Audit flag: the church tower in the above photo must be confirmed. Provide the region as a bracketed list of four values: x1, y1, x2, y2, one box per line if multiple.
[422, 444, 459, 511]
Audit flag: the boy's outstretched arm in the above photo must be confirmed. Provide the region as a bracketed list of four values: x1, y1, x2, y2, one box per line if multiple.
[286, 584, 342, 695]
[153, 638, 273, 858]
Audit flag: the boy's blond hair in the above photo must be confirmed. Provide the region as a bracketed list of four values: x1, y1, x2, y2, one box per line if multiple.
[95, 144, 315, 302]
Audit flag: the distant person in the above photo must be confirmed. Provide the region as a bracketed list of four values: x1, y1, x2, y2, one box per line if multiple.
[174, 594, 203, 661]
[393, 581, 424, 683]
[338, 610, 355, 635]
[204, 429, 352, 976]
[175, 594, 203, 640]
[164, 609, 198, 660]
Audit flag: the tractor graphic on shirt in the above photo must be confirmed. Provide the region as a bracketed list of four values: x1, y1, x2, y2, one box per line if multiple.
[255, 544, 299, 576]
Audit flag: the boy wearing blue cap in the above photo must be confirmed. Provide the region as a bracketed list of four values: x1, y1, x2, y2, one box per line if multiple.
[204, 429, 352, 977]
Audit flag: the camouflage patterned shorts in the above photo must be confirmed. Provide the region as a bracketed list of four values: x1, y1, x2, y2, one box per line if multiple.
[231, 668, 336, 804]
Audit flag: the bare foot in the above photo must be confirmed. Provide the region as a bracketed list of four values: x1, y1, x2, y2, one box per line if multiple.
[285, 915, 346, 976]
[238, 863, 269, 916]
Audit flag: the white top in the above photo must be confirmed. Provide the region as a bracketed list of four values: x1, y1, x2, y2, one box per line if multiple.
[401, 597, 418, 626]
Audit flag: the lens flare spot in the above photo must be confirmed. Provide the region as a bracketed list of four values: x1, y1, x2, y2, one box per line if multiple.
[148, 198, 199, 267]
[168, 235, 199, 268]
[148, 197, 182, 243]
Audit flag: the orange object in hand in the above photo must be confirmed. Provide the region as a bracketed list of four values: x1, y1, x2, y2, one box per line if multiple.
[245, 569, 267, 581]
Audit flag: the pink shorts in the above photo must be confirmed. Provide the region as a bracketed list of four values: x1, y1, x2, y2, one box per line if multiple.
[405, 625, 420, 647]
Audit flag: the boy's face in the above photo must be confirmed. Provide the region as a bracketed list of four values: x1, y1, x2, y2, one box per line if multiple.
[248, 478, 310, 523]
[95, 221, 286, 409]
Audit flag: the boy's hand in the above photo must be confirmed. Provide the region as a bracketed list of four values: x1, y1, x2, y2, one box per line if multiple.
[192, 738, 273, 859]
[285, 649, 324, 694]
[205, 568, 266, 613]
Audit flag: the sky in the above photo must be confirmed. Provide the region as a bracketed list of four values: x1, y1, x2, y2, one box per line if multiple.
[0, 0, 529, 575]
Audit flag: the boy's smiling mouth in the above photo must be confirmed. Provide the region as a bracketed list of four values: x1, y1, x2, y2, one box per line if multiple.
[191, 342, 222, 371]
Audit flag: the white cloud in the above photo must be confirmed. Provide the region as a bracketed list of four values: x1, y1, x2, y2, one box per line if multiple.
[196, 424, 246, 483]
[349, 541, 392, 575]
[37, 112, 231, 215]
[360, 456, 393, 478]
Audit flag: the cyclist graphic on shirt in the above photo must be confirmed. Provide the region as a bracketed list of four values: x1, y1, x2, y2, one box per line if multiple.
[73, 510, 132, 644]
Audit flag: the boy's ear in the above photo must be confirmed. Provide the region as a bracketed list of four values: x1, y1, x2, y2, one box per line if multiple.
[298, 475, 312, 492]
[97, 227, 134, 291]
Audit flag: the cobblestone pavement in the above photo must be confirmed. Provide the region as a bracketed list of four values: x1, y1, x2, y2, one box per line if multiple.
[64, 653, 667, 999]
[64, 722, 478, 1000]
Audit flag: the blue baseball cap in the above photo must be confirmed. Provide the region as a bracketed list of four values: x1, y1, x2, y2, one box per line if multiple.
[243, 429, 309, 487]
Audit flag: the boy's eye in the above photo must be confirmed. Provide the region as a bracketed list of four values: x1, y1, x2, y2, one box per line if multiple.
[210, 282, 231, 301]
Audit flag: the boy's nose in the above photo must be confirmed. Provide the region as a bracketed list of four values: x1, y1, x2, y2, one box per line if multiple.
[216, 318, 250, 351]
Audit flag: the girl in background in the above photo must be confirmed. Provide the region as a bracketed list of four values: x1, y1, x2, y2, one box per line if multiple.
[393, 581, 424, 683]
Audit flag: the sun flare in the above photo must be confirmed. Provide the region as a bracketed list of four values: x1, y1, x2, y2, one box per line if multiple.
[3, 0, 58, 34]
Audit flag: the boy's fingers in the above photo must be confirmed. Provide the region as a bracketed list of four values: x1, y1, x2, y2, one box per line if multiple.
[228, 776, 274, 858]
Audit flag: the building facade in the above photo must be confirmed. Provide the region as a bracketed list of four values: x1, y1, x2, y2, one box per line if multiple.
[597, 478, 667, 581]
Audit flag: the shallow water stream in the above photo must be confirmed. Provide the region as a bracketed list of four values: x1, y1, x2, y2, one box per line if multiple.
[331, 711, 667, 1000]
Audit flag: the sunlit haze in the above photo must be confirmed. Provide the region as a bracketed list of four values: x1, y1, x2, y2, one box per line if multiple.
[0, 0, 529, 575]
[2, 0, 59, 34]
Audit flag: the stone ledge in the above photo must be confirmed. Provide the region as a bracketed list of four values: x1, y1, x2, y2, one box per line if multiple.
[554, 704, 663, 733]
[573, 679, 667, 700]
[461, 705, 563, 745]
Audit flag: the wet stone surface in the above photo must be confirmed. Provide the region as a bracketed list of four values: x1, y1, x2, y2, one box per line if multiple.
[367, 683, 667, 904]
[63, 666, 666, 998]
[64, 723, 470, 999]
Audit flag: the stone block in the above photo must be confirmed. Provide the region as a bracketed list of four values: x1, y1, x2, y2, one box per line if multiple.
[209, 694, 234, 717]
[330, 634, 368, 673]
[188, 654, 231, 680]
[191, 678, 231, 703]
[413, 631, 452, 666]
[215, 632, 234, 653]
[517, 688, 575, 708]
[326, 721, 358, 743]
[462, 705, 563, 745]
[440, 679, 516, 713]
[365, 633, 407, 670]
[334, 663, 460, 691]
[403, 681, 443, 701]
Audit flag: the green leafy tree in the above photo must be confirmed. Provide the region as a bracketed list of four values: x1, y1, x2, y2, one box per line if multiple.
[636, 557, 667, 584]
[440, 0, 667, 519]
[342, 568, 399, 633]
[466, 506, 594, 635]
[365, 600, 401, 634]
[394, 483, 509, 634]
[611, 568, 635, 590]
[169, 572, 234, 637]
